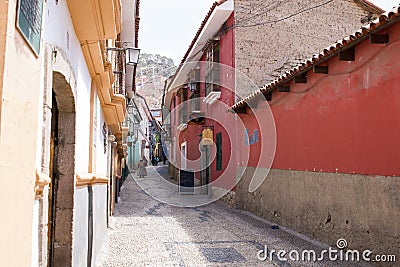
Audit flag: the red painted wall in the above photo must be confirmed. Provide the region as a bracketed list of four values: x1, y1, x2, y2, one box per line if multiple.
[239, 22, 400, 177]
[219, 13, 236, 107]
[207, 13, 236, 189]
[174, 12, 236, 189]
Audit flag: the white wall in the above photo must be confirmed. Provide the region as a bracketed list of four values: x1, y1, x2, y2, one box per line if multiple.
[95, 93, 109, 176]
[42, 2, 110, 266]
[73, 188, 89, 267]
[92, 185, 108, 264]
[44, 0, 96, 174]
[120, 0, 136, 95]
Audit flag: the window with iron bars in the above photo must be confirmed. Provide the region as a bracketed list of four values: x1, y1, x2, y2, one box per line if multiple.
[108, 44, 126, 96]
[188, 68, 201, 111]
[190, 87, 200, 112]
[179, 89, 188, 124]
[205, 41, 220, 96]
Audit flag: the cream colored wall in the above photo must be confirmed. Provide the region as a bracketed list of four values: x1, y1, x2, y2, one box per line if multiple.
[0, 0, 8, 128]
[0, 0, 43, 266]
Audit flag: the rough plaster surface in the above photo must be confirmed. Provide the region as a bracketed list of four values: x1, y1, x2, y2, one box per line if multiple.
[234, 0, 380, 97]
[236, 167, 400, 257]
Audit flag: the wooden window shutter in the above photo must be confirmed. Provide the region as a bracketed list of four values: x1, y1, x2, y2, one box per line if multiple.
[216, 132, 222, 171]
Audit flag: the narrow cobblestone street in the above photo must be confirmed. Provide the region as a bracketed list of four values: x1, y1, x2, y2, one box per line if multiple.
[96, 166, 364, 267]
[1, 0, 399, 265]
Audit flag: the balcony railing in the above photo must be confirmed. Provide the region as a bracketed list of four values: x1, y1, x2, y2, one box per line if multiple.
[179, 103, 188, 124]
[189, 92, 200, 112]
[205, 65, 220, 96]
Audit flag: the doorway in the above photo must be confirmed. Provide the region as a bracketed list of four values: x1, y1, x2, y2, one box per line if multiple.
[48, 91, 58, 266]
[200, 144, 210, 195]
[181, 141, 187, 170]
[48, 71, 76, 266]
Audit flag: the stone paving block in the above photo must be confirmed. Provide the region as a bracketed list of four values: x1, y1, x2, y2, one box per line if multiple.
[201, 247, 246, 263]
[96, 167, 355, 267]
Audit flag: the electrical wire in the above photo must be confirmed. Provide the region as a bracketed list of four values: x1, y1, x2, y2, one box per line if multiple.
[237, 0, 334, 28]
[235, 0, 287, 25]
[185, 1, 288, 62]
[214, 0, 336, 41]
[235, 1, 281, 24]
[236, 0, 271, 20]
[173, 0, 355, 93]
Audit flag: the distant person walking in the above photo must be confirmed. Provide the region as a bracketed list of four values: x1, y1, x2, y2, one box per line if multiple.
[137, 158, 147, 178]
[151, 155, 159, 166]
[162, 149, 167, 165]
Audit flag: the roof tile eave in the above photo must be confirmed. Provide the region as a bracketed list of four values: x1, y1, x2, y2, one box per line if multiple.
[168, 2, 219, 91]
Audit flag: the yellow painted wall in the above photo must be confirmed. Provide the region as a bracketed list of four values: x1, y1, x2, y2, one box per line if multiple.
[0, 0, 43, 265]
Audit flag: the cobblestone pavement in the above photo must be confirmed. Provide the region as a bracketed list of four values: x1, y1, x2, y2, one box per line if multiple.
[96, 166, 365, 267]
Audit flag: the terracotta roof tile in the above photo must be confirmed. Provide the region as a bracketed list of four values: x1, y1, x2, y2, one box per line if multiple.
[231, 4, 400, 111]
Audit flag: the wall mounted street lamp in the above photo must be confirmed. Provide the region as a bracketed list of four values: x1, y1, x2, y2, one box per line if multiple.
[106, 44, 141, 66]
[125, 47, 141, 66]
[189, 82, 198, 92]
[107, 43, 140, 97]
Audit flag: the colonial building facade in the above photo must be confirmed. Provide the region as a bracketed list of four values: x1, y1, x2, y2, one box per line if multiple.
[231, 6, 400, 256]
[163, 0, 382, 199]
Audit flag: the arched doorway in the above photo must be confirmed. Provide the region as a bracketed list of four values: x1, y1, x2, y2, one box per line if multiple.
[48, 71, 76, 266]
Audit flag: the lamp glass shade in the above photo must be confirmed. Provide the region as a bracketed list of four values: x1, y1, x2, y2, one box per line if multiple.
[189, 82, 197, 91]
[129, 121, 134, 133]
[126, 48, 140, 65]
[127, 105, 134, 115]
